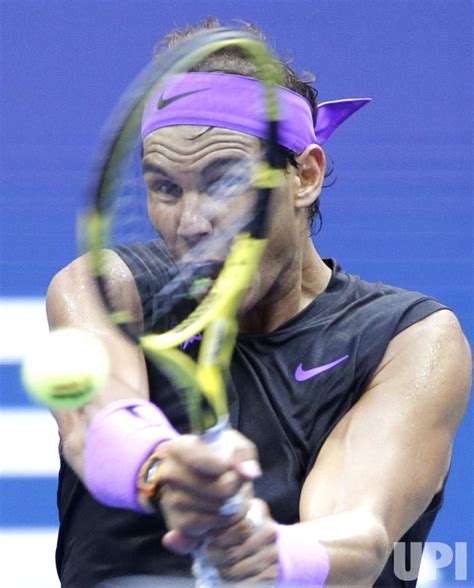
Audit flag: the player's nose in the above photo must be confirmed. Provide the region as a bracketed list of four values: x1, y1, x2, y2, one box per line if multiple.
[176, 192, 213, 247]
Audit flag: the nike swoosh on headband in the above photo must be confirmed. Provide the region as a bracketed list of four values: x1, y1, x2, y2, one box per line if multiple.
[295, 354, 349, 382]
[157, 88, 210, 110]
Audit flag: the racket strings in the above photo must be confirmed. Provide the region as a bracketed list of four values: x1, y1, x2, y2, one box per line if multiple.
[87, 27, 284, 442]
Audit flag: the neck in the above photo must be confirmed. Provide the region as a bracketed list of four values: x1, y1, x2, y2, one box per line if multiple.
[239, 239, 331, 334]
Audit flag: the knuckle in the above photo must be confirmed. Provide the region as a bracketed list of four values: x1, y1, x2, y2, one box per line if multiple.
[217, 472, 241, 498]
[157, 462, 189, 489]
[161, 489, 186, 511]
[158, 436, 184, 458]
[154, 459, 172, 484]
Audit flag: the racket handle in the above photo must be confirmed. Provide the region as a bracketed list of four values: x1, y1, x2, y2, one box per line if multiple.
[192, 418, 241, 588]
[201, 417, 242, 515]
[192, 504, 264, 588]
[192, 545, 221, 588]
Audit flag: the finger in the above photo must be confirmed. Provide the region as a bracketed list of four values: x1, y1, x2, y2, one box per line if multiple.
[233, 565, 279, 586]
[161, 493, 248, 536]
[209, 498, 267, 548]
[159, 487, 224, 516]
[164, 511, 246, 537]
[219, 430, 261, 480]
[162, 529, 198, 555]
[158, 435, 237, 477]
[208, 512, 255, 548]
[219, 540, 278, 583]
[210, 521, 276, 565]
[160, 484, 251, 518]
[159, 459, 244, 502]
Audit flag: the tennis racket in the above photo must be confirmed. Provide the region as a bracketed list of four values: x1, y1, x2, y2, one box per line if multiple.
[81, 28, 284, 587]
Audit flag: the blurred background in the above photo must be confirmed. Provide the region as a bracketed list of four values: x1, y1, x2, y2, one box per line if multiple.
[1, 1, 472, 586]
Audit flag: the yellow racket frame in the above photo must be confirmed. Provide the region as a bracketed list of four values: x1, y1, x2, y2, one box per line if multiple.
[85, 30, 284, 431]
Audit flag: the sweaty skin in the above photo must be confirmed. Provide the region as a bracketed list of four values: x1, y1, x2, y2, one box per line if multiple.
[47, 125, 471, 585]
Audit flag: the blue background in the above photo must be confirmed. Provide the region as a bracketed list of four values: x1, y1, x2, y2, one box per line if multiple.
[1, 0, 472, 582]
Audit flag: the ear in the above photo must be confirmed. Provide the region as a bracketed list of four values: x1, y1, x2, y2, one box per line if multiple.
[294, 145, 326, 209]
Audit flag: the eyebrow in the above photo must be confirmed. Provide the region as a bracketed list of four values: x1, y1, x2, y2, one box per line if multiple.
[141, 162, 172, 179]
[141, 157, 249, 186]
[201, 157, 248, 178]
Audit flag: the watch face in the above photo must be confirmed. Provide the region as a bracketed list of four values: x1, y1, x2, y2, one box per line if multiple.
[137, 453, 164, 509]
[144, 458, 161, 485]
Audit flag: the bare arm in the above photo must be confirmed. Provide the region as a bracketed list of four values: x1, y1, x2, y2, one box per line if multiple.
[297, 309, 471, 585]
[46, 251, 149, 478]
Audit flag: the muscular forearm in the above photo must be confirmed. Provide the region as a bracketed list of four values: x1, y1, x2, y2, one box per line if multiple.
[296, 510, 391, 586]
[205, 501, 391, 586]
[53, 369, 147, 479]
[46, 257, 150, 480]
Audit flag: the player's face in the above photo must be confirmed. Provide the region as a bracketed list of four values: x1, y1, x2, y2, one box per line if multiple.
[143, 126, 258, 263]
[142, 125, 307, 313]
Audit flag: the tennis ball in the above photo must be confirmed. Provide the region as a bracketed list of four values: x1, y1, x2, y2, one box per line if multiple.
[21, 328, 110, 410]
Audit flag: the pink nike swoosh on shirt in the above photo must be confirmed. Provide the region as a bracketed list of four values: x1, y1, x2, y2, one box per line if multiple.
[295, 355, 350, 381]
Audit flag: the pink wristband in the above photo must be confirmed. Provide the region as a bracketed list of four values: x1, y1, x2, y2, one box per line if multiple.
[84, 398, 178, 512]
[277, 523, 331, 587]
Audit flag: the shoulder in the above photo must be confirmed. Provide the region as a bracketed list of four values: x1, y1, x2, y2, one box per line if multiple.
[367, 309, 471, 424]
[322, 260, 446, 323]
[47, 249, 136, 296]
[113, 239, 176, 279]
[328, 262, 453, 344]
[46, 250, 142, 329]
[373, 308, 471, 376]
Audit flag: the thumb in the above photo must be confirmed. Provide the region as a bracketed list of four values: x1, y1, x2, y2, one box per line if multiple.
[162, 529, 199, 555]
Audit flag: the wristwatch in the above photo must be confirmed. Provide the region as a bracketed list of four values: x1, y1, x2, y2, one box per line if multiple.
[137, 450, 165, 511]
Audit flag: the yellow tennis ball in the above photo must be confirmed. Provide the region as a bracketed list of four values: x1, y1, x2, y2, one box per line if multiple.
[21, 328, 110, 410]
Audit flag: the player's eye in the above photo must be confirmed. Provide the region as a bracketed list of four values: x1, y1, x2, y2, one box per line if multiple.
[205, 171, 251, 200]
[152, 180, 182, 199]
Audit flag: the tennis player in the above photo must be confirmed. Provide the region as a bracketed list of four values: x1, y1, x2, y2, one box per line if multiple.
[47, 19, 471, 587]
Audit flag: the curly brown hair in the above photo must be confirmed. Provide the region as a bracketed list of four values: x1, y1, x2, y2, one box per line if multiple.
[153, 17, 323, 233]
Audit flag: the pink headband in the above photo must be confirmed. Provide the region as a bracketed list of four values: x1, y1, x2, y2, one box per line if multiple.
[141, 72, 371, 152]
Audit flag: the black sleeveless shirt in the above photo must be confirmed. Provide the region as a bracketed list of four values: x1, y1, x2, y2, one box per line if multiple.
[56, 241, 448, 587]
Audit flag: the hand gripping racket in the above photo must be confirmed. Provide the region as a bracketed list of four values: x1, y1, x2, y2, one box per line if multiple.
[81, 28, 284, 587]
